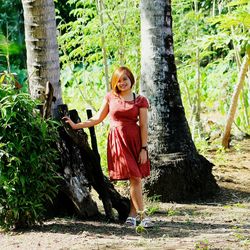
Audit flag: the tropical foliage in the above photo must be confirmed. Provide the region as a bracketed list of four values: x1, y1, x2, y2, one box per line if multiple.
[0, 0, 249, 160]
[173, 0, 250, 137]
[0, 0, 26, 73]
[55, 0, 250, 155]
[56, 0, 141, 168]
[0, 78, 59, 230]
[0, 0, 249, 228]
[2, 0, 249, 138]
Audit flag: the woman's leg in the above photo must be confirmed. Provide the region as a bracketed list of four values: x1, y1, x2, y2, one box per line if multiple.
[129, 199, 137, 217]
[129, 176, 144, 217]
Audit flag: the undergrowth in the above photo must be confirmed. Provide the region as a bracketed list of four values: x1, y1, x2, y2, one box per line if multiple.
[0, 81, 60, 230]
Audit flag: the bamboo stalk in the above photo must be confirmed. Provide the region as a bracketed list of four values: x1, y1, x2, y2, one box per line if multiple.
[222, 52, 250, 148]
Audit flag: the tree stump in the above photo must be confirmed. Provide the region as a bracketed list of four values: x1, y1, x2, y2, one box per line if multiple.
[51, 104, 130, 221]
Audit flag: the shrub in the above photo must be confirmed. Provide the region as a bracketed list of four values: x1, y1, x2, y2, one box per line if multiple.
[0, 82, 59, 230]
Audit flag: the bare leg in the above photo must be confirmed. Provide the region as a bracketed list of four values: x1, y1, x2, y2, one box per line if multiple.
[129, 176, 144, 217]
[129, 199, 137, 217]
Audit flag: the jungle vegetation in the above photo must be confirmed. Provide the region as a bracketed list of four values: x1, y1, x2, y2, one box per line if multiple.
[0, 0, 249, 191]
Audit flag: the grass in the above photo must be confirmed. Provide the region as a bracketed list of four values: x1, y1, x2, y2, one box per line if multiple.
[194, 239, 209, 250]
[135, 225, 148, 235]
[232, 226, 250, 246]
[223, 202, 246, 209]
[166, 207, 201, 217]
[146, 206, 160, 216]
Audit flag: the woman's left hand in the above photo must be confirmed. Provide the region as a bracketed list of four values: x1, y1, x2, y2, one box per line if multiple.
[138, 149, 148, 164]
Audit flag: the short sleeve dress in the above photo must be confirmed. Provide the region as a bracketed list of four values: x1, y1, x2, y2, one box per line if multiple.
[105, 91, 150, 181]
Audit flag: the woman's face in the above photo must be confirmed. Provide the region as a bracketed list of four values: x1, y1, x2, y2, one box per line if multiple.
[117, 73, 132, 92]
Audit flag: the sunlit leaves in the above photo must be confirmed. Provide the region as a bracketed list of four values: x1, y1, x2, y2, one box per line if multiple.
[0, 34, 21, 56]
[173, 0, 250, 134]
[56, 0, 141, 169]
[226, 0, 249, 7]
[0, 83, 60, 230]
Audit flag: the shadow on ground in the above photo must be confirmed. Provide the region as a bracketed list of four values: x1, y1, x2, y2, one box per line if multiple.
[13, 186, 249, 240]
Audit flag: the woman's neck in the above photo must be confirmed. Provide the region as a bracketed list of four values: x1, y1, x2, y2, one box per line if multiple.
[119, 89, 132, 97]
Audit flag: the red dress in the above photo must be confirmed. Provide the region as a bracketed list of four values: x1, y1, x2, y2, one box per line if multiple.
[105, 92, 150, 181]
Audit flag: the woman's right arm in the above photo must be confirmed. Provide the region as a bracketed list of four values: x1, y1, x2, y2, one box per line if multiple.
[63, 98, 109, 129]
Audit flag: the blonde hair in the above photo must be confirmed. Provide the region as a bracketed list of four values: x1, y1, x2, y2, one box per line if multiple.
[110, 66, 135, 93]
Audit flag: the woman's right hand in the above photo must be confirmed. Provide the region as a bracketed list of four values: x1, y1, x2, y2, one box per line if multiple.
[62, 116, 77, 130]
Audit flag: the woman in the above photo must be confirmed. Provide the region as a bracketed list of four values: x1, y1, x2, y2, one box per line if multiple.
[63, 66, 153, 228]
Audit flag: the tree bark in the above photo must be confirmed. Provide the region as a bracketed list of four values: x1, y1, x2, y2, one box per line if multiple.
[21, 0, 130, 222]
[57, 105, 130, 221]
[21, 0, 62, 107]
[43, 81, 54, 119]
[140, 0, 218, 201]
[222, 52, 250, 148]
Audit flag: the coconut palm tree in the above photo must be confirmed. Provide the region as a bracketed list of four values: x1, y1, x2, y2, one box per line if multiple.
[21, 0, 62, 106]
[140, 0, 218, 201]
[21, 0, 129, 219]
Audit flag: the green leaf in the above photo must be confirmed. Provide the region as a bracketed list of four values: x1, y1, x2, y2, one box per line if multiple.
[236, 116, 241, 126]
[227, 0, 249, 7]
[20, 176, 26, 194]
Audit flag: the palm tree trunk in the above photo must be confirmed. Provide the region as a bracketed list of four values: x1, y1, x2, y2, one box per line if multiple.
[21, 0, 62, 106]
[140, 0, 218, 201]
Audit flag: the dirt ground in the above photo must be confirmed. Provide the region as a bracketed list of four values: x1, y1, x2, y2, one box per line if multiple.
[1, 139, 250, 250]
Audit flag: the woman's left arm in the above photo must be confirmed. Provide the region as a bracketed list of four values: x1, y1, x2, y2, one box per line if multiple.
[138, 108, 148, 164]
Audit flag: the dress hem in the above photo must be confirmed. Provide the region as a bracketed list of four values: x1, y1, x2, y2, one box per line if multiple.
[109, 174, 150, 182]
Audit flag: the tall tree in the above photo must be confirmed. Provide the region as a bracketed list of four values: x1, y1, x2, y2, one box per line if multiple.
[140, 0, 218, 201]
[21, 0, 62, 106]
[21, 0, 129, 221]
